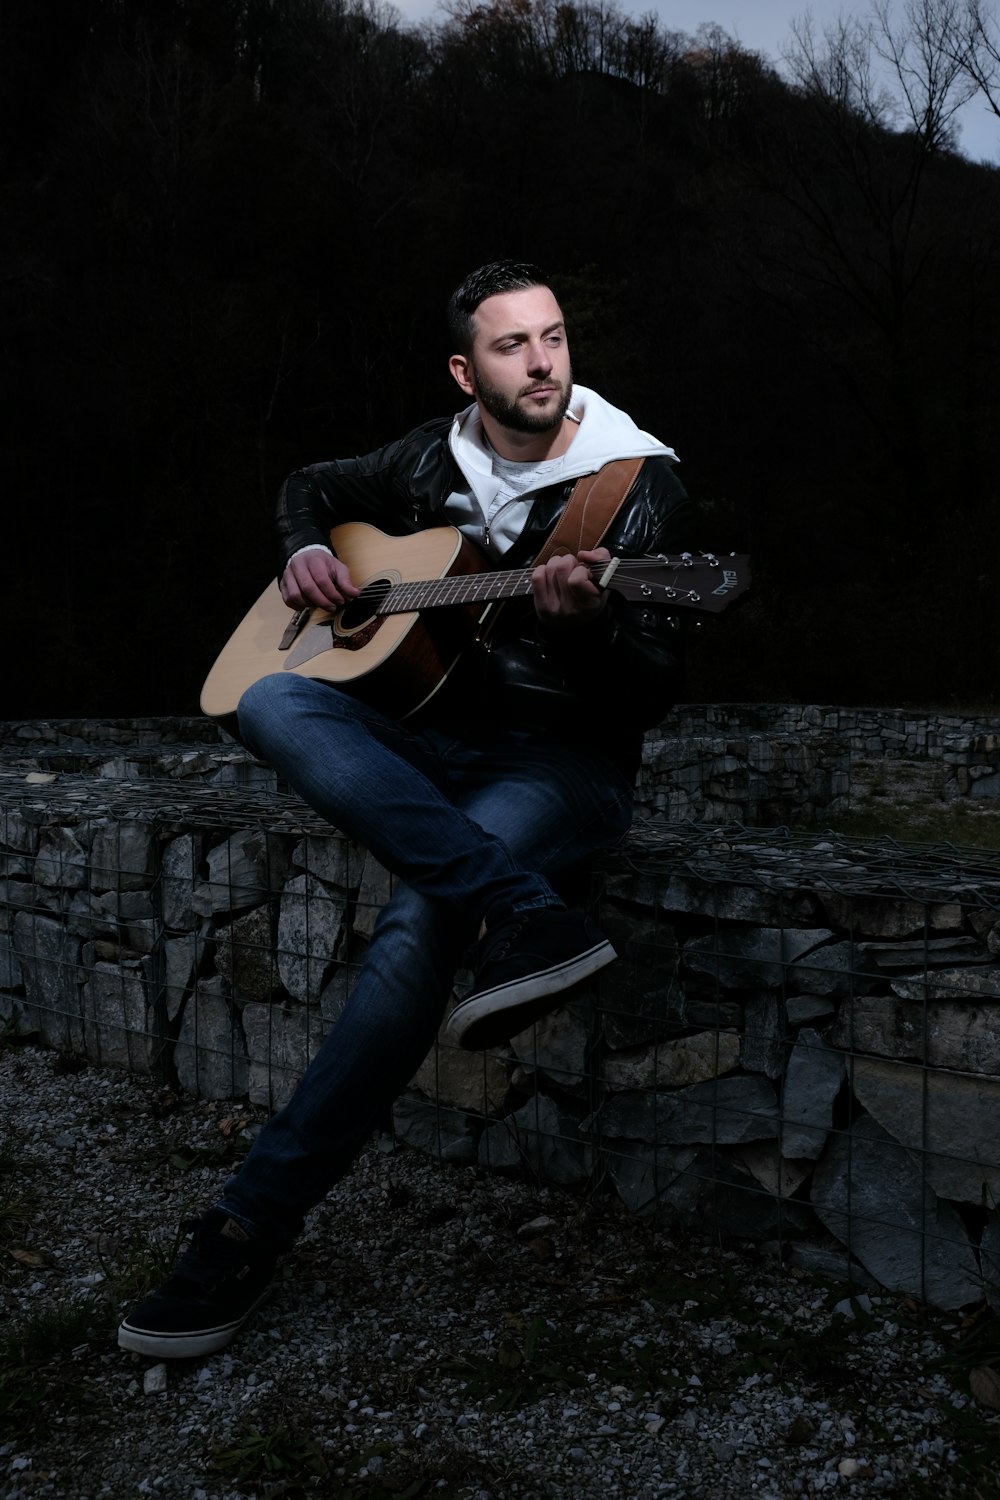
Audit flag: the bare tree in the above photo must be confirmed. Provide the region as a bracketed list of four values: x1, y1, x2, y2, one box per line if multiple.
[788, 1, 977, 150]
[954, 0, 1000, 123]
[771, 0, 996, 450]
[861, 0, 999, 150]
[892, 0, 1000, 128]
[786, 10, 897, 125]
[872, 0, 976, 148]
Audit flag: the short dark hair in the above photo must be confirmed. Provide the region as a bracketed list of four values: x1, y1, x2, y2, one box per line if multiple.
[446, 260, 553, 354]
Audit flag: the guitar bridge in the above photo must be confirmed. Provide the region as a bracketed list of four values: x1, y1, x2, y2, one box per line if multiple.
[278, 608, 311, 651]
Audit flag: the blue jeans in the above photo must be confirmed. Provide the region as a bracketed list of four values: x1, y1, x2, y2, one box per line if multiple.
[222, 673, 634, 1248]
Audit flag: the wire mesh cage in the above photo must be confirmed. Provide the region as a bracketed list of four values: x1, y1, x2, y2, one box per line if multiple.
[2, 734, 999, 1312]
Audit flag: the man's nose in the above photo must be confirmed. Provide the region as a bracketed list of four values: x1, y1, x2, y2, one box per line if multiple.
[526, 341, 553, 375]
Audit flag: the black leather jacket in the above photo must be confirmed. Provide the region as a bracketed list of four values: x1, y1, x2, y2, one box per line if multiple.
[275, 417, 693, 776]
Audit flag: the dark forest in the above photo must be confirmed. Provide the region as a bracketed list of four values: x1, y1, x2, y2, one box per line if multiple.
[4, 0, 999, 718]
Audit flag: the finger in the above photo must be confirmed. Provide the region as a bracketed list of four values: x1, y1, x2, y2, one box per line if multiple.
[530, 564, 554, 614]
[540, 552, 607, 597]
[567, 561, 600, 594]
[328, 558, 360, 599]
[281, 553, 354, 610]
[535, 555, 576, 594]
[531, 561, 605, 622]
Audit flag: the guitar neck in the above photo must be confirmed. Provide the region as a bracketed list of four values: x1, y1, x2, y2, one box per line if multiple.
[382, 565, 545, 614]
[345, 537, 749, 620]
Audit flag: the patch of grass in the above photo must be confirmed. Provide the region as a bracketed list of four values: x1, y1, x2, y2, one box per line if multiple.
[211, 1419, 462, 1499]
[907, 1399, 1000, 1500]
[439, 1309, 682, 1412]
[731, 1320, 860, 1388]
[0, 1129, 38, 1275]
[893, 1307, 1000, 1499]
[335, 1468, 456, 1499]
[0, 1216, 192, 1447]
[2, 1292, 107, 1365]
[0, 1292, 108, 1445]
[0, 1125, 114, 1442]
[0, 1130, 21, 1181]
[148, 1138, 252, 1174]
[315, 1445, 457, 1500]
[631, 1257, 759, 1323]
[96, 1223, 186, 1306]
[0, 1368, 54, 1446]
[934, 1306, 1000, 1378]
[802, 805, 1000, 851]
[635, 1261, 869, 1392]
[211, 1422, 329, 1495]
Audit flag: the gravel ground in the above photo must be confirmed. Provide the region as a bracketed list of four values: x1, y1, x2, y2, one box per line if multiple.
[1, 1043, 999, 1500]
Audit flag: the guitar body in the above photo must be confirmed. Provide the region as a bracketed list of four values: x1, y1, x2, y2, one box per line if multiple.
[200, 523, 492, 722]
[201, 520, 750, 726]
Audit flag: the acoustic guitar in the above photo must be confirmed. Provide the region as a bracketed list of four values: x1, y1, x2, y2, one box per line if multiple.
[201, 522, 750, 722]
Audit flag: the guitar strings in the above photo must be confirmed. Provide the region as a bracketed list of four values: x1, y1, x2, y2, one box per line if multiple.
[346, 556, 731, 614]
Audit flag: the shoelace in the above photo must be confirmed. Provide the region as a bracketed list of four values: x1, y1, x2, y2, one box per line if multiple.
[172, 1218, 254, 1291]
[481, 917, 528, 962]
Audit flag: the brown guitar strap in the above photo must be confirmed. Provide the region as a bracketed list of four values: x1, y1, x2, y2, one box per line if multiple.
[531, 456, 644, 567]
[474, 456, 645, 651]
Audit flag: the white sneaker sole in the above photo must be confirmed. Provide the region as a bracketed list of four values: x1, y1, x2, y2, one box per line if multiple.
[445, 939, 616, 1049]
[117, 1286, 272, 1360]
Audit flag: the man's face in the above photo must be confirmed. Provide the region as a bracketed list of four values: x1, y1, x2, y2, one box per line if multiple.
[451, 286, 573, 436]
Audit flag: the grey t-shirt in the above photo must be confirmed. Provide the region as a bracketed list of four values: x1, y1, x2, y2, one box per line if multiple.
[446, 438, 568, 555]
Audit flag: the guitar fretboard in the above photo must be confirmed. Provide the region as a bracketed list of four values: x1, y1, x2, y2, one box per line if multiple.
[348, 550, 746, 619]
[379, 567, 537, 614]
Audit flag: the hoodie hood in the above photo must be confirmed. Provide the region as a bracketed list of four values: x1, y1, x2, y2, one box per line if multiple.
[447, 384, 678, 512]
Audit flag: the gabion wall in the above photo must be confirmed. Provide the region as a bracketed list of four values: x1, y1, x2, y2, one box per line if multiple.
[2, 727, 999, 1315]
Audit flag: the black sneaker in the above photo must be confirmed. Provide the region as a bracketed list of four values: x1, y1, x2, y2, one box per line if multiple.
[117, 1209, 277, 1359]
[445, 908, 616, 1051]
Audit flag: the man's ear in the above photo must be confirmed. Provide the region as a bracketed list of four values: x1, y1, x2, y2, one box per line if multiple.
[448, 353, 474, 397]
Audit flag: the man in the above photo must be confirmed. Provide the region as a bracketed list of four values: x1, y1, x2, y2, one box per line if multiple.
[118, 260, 691, 1360]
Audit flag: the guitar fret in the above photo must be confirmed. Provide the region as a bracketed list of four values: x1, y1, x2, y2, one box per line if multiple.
[383, 570, 535, 613]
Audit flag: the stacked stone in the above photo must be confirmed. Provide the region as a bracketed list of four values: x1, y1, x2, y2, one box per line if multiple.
[3, 736, 1000, 1312]
[399, 829, 1000, 1313]
[0, 771, 347, 1109]
[635, 733, 849, 825]
[655, 705, 1000, 802]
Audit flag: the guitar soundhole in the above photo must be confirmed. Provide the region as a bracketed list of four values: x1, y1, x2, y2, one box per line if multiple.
[338, 578, 391, 634]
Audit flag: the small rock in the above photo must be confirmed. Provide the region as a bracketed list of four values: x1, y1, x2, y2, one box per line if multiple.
[143, 1364, 168, 1396]
[517, 1215, 558, 1240]
[833, 1293, 873, 1320]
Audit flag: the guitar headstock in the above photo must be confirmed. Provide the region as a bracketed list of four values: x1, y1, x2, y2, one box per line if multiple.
[605, 552, 751, 615]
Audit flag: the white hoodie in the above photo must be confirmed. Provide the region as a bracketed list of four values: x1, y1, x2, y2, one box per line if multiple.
[445, 384, 678, 556]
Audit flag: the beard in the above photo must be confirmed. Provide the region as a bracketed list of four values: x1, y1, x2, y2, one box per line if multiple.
[471, 362, 573, 435]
